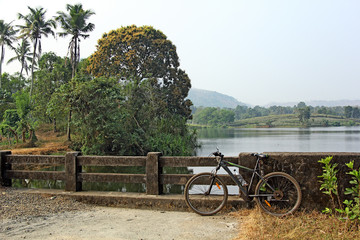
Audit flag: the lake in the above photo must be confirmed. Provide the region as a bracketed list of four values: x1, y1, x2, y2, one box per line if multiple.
[195, 126, 360, 157]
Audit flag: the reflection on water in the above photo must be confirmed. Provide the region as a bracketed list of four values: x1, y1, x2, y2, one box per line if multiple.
[196, 126, 360, 156]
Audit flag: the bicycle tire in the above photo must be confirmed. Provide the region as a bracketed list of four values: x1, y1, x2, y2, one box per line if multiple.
[184, 172, 228, 216]
[254, 172, 302, 217]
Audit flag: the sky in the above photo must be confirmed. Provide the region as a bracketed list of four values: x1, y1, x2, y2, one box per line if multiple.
[1, 0, 360, 106]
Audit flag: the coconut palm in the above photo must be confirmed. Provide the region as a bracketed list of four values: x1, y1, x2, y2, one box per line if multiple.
[56, 4, 95, 78]
[17, 6, 56, 97]
[7, 39, 33, 76]
[56, 4, 95, 141]
[0, 20, 17, 88]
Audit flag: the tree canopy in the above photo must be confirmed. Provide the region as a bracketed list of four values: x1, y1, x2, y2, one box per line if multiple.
[88, 25, 192, 119]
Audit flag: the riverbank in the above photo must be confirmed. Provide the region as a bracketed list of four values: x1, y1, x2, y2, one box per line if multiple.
[189, 114, 360, 128]
[0, 187, 239, 240]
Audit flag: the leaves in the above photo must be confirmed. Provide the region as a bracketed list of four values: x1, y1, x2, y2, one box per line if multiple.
[318, 157, 360, 224]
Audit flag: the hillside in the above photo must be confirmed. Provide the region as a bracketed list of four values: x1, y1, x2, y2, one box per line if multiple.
[188, 88, 360, 108]
[230, 114, 360, 128]
[187, 88, 247, 108]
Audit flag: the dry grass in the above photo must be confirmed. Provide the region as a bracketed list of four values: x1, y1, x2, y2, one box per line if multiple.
[1, 124, 71, 155]
[232, 208, 360, 240]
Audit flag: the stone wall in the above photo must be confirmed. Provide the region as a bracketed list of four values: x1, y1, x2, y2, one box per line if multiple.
[239, 152, 360, 210]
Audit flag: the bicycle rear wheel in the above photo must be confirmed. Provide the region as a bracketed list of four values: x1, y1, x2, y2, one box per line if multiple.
[184, 172, 228, 216]
[255, 172, 301, 217]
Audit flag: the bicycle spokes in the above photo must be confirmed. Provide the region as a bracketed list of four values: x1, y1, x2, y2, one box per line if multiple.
[255, 172, 301, 216]
[184, 173, 228, 216]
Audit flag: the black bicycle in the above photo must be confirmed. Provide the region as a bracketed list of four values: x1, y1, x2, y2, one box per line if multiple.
[184, 149, 302, 216]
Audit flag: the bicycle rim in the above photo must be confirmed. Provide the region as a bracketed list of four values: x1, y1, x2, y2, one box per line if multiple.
[184, 173, 228, 216]
[255, 172, 302, 217]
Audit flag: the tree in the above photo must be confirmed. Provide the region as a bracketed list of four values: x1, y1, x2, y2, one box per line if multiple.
[58, 76, 197, 156]
[345, 106, 353, 118]
[0, 20, 17, 88]
[7, 39, 33, 76]
[297, 103, 311, 125]
[13, 90, 36, 143]
[55, 4, 95, 78]
[55, 4, 95, 141]
[83, 25, 196, 155]
[88, 25, 192, 119]
[33, 52, 72, 127]
[63, 77, 126, 155]
[0, 109, 20, 144]
[18, 7, 56, 97]
[192, 107, 235, 126]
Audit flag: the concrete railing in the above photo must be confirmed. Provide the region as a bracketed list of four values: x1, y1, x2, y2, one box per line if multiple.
[0, 151, 239, 195]
[1, 151, 359, 210]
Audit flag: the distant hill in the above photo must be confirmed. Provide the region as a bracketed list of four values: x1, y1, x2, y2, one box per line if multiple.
[187, 88, 247, 108]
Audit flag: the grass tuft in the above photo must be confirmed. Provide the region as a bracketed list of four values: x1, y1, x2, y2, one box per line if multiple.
[233, 208, 360, 240]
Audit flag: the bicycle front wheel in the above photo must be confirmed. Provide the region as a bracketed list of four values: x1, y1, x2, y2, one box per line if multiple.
[184, 172, 228, 216]
[255, 172, 302, 217]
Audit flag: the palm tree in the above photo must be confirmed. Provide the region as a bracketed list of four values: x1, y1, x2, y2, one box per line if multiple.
[56, 4, 95, 141]
[17, 7, 56, 97]
[56, 4, 95, 78]
[0, 20, 17, 88]
[7, 39, 33, 76]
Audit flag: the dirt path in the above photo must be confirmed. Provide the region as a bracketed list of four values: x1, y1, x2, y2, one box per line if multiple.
[1, 207, 239, 240]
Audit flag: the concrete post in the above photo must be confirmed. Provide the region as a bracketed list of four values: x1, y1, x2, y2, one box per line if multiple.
[65, 151, 82, 191]
[146, 152, 162, 195]
[0, 151, 12, 187]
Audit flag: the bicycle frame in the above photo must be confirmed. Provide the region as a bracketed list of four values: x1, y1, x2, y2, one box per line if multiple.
[213, 156, 276, 201]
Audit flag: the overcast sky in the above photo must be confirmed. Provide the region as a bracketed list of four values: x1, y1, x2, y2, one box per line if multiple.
[1, 0, 360, 105]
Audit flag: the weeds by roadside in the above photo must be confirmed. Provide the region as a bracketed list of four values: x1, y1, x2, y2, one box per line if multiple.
[233, 207, 360, 240]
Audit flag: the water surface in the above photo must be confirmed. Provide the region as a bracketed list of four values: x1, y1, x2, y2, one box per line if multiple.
[196, 126, 360, 157]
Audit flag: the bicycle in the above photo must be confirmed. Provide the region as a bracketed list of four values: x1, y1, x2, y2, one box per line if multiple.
[184, 149, 302, 216]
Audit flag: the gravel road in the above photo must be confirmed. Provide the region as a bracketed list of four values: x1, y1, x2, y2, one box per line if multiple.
[0, 187, 240, 240]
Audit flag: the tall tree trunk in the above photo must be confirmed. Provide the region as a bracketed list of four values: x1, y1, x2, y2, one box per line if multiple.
[67, 37, 78, 142]
[29, 39, 38, 98]
[22, 130, 26, 143]
[53, 117, 57, 133]
[0, 44, 4, 89]
[67, 110, 71, 141]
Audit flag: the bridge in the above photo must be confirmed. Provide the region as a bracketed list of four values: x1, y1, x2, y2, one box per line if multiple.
[1, 151, 359, 211]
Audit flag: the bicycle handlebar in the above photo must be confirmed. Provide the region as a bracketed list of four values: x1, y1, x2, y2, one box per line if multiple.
[212, 149, 268, 159]
[212, 151, 224, 158]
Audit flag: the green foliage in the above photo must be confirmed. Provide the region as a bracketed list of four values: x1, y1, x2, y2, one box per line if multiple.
[0, 19, 18, 87]
[59, 75, 198, 156]
[13, 90, 37, 143]
[68, 77, 127, 155]
[33, 52, 72, 123]
[336, 161, 360, 222]
[17, 6, 56, 97]
[7, 39, 33, 76]
[297, 103, 311, 125]
[87, 25, 192, 119]
[0, 109, 20, 143]
[55, 3, 95, 78]
[318, 157, 360, 224]
[318, 156, 342, 213]
[192, 107, 234, 126]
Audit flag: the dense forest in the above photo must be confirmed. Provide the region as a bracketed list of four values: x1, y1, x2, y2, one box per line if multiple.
[0, 4, 198, 156]
[191, 102, 360, 127]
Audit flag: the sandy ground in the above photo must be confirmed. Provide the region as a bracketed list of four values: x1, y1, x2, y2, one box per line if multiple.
[1, 207, 239, 240]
